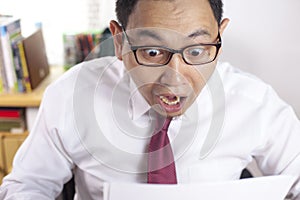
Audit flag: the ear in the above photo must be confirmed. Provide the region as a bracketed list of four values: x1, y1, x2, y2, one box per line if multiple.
[216, 18, 229, 56]
[109, 20, 123, 60]
[219, 18, 230, 36]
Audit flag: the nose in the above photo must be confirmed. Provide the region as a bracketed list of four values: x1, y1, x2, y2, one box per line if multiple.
[159, 54, 187, 86]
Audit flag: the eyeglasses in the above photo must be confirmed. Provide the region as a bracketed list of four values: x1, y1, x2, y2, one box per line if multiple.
[122, 29, 222, 67]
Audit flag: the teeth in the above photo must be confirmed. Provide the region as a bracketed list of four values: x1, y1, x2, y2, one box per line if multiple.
[160, 96, 180, 105]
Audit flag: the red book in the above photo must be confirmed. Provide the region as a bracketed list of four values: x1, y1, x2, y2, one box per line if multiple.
[0, 108, 23, 118]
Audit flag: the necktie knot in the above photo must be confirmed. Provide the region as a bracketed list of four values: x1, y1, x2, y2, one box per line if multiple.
[162, 117, 172, 131]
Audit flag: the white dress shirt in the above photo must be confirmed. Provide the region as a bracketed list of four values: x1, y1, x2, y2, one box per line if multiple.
[1, 56, 300, 200]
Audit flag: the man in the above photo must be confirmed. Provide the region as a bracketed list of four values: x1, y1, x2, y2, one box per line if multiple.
[1, 0, 300, 199]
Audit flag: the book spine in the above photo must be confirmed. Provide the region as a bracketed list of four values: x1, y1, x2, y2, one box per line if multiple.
[0, 26, 18, 93]
[12, 39, 25, 92]
[0, 38, 8, 93]
[17, 41, 32, 92]
[6, 19, 21, 39]
[0, 70, 3, 93]
[77, 34, 85, 62]
[63, 34, 77, 70]
[0, 119, 25, 133]
[0, 37, 5, 93]
[87, 33, 94, 50]
[0, 110, 22, 118]
[8, 20, 23, 92]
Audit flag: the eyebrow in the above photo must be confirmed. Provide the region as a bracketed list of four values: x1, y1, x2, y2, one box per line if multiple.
[133, 28, 211, 41]
[188, 29, 211, 38]
[136, 29, 163, 41]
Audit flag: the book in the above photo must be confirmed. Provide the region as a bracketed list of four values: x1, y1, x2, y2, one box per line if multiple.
[11, 37, 25, 92]
[0, 34, 7, 93]
[0, 58, 10, 94]
[63, 31, 102, 70]
[0, 58, 4, 93]
[0, 108, 24, 118]
[0, 118, 25, 133]
[63, 33, 77, 70]
[17, 40, 32, 92]
[22, 28, 49, 90]
[0, 107, 26, 133]
[0, 17, 21, 93]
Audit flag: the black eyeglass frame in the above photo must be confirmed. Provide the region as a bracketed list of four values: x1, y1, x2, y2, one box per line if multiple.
[122, 28, 222, 67]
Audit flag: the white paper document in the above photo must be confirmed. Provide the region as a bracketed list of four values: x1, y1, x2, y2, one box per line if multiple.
[104, 175, 295, 200]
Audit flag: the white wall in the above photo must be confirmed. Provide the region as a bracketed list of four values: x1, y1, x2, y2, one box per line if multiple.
[98, 0, 117, 29]
[0, 0, 92, 65]
[221, 0, 300, 117]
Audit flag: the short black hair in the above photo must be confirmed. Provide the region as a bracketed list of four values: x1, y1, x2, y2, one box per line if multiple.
[116, 0, 223, 28]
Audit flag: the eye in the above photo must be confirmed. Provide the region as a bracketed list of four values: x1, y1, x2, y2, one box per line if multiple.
[144, 49, 162, 57]
[187, 47, 204, 57]
[137, 47, 168, 65]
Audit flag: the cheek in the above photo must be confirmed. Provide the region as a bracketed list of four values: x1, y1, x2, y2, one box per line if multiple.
[184, 64, 216, 98]
[123, 52, 136, 71]
[124, 59, 165, 86]
[137, 84, 154, 103]
[193, 63, 216, 84]
[185, 69, 206, 93]
[123, 56, 165, 105]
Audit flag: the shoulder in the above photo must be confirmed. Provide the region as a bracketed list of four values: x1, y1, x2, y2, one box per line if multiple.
[40, 56, 124, 117]
[44, 56, 124, 98]
[36, 56, 125, 132]
[216, 62, 273, 104]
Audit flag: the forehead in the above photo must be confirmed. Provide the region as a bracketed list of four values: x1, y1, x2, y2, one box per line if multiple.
[125, 27, 212, 48]
[127, 0, 218, 36]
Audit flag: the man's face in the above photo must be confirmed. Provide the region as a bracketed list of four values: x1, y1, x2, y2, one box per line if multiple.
[111, 0, 228, 117]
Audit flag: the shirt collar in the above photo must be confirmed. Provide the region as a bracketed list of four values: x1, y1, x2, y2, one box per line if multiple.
[128, 77, 151, 121]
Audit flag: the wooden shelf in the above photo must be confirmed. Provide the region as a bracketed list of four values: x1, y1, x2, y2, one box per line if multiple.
[0, 132, 29, 183]
[0, 132, 29, 137]
[0, 66, 65, 107]
[0, 66, 64, 182]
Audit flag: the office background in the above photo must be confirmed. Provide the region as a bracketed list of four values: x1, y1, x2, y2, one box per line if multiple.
[0, 0, 299, 117]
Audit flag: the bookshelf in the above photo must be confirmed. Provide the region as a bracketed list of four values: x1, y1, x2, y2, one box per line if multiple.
[0, 132, 28, 182]
[0, 66, 64, 107]
[0, 66, 65, 183]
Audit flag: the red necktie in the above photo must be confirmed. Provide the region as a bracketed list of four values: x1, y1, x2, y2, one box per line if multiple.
[147, 117, 177, 184]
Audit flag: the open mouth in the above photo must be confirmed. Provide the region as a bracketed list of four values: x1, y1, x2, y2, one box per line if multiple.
[159, 95, 181, 105]
[157, 95, 187, 113]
